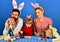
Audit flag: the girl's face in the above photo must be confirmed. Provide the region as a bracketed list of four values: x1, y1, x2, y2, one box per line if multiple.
[35, 9, 44, 18]
[25, 23, 32, 27]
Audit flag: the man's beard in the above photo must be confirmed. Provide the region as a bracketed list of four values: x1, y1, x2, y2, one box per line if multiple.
[15, 18, 18, 21]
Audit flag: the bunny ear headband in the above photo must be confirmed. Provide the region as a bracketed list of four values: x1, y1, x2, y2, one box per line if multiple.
[12, 0, 24, 11]
[31, 2, 40, 8]
[27, 15, 32, 19]
[31, 2, 44, 12]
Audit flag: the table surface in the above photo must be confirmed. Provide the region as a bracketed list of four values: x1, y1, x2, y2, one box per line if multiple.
[14, 36, 52, 42]
[0, 36, 59, 42]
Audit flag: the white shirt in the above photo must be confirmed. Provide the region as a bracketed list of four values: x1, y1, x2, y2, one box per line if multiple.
[3, 17, 23, 36]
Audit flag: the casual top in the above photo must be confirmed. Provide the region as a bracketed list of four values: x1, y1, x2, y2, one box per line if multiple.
[21, 26, 33, 36]
[3, 17, 23, 36]
[34, 17, 52, 35]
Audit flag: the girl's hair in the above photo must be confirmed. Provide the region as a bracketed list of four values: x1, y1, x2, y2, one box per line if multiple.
[25, 18, 33, 24]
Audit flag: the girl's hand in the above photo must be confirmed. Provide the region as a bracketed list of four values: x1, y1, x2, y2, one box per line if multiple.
[20, 31, 23, 34]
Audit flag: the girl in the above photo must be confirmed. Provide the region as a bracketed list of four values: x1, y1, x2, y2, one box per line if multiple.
[21, 15, 34, 36]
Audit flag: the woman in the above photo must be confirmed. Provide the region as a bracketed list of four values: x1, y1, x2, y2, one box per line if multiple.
[34, 7, 52, 37]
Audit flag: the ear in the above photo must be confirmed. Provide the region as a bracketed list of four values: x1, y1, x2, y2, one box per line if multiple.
[18, 2, 24, 11]
[31, 2, 39, 8]
[12, 0, 18, 9]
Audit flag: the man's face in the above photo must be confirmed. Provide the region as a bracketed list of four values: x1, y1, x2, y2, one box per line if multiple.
[11, 11, 19, 20]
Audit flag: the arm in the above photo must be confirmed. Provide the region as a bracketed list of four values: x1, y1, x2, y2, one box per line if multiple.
[3, 19, 10, 36]
[33, 19, 37, 35]
[45, 18, 53, 37]
[49, 18, 52, 28]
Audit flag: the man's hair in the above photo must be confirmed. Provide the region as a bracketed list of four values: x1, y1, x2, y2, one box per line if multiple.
[12, 9, 20, 16]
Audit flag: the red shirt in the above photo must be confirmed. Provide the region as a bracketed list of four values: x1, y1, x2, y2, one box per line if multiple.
[21, 26, 33, 36]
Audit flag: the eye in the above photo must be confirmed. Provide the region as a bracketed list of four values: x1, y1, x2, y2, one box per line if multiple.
[15, 14, 18, 16]
[35, 12, 40, 14]
[37, 12, 40, 13]
[12, 13, 14, 15]
[38, 12, 40, 13]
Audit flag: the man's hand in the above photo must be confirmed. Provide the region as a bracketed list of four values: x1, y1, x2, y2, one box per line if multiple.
[6, 18, 16, 30]
[15, 33, 20, 37]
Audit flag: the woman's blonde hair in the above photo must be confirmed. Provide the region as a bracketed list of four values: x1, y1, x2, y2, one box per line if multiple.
[35, 7, 44, 15]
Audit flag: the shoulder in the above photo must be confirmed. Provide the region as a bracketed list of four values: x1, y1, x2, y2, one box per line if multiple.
[18, 17, 23, 22]
[34, 18, 38, 21]
[6, 18, 10, 21]
[22, 26, 26, 29]
[18, 17, 23, 21]
[5, 18, 10, 23]
[45, 17, 52, 21]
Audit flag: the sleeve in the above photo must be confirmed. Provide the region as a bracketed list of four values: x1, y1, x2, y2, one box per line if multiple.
[3, 19, 9, 36]
[13, 18, 23, 35]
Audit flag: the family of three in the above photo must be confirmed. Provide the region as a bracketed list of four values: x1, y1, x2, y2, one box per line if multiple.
[3, 0, 60, 38]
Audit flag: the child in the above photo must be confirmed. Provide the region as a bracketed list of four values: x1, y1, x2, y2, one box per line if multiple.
[20, 15, 34, 36]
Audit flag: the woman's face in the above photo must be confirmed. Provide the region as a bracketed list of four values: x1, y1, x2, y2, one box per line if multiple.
[35, 9, 44, 18]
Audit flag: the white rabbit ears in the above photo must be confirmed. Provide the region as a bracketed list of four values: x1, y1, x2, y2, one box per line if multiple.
[31, 2, 44, 12]
[12, 0, 24, 11]
[31, 2, 40, 8]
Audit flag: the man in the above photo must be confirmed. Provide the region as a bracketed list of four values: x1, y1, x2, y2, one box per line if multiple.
[3, 9, 23, 36]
